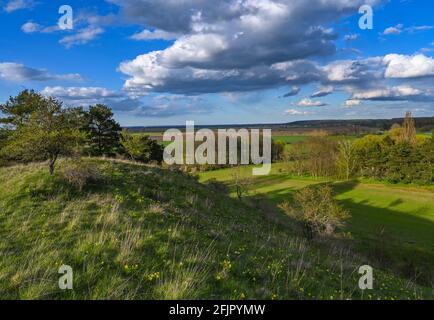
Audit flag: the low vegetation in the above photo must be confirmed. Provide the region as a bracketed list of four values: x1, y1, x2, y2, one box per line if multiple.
[121, 131, 164, 164]
[61, 159, 102, 192]
[0, 160, 432, 299]
[279, 185, 349, 239]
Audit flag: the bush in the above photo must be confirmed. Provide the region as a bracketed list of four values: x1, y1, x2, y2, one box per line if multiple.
[272, 140, 285, 162]
[279, 185, 349, 239]
[61, 160, 101, 191]
[231, 167, 252, 200]
[121, 131, 164, 163]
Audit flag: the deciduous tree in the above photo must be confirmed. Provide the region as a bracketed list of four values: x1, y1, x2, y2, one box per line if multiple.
[1, 96, 83, 174]
[337, 140, 357, 180]
[121, 131, 164, 163]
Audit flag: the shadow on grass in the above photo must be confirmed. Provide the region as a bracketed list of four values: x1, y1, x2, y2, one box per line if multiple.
[226, 174, 297, 191]
[243, 178, 434, 286]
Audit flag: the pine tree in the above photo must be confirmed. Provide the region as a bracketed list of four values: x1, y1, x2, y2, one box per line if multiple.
[84, 105, 122, 156]
[0, 90, 45, 127]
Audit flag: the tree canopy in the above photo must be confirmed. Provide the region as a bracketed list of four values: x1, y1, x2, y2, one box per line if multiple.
[0, 89, 46, 127]
[0, 93, 84, 174]
[84, 104, 122, 156]
[121, 130, 164, 163]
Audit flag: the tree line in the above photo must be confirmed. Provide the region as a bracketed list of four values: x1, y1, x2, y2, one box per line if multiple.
[1, 90, 432, 184]
[0, 90, 287, 175]
[285, 112, 433, 185]
[0, 90, 164, 174]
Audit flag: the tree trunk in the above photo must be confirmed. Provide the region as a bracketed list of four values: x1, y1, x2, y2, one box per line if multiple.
[49, 161, 55, 175]
[49, 154, 58, 175]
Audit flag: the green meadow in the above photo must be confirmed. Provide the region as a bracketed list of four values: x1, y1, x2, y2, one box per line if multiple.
[272, 135, 310, 144]
[199, 163, 434, 282]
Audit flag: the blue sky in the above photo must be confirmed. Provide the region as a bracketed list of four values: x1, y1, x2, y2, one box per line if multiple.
[0, 0, 433, 126]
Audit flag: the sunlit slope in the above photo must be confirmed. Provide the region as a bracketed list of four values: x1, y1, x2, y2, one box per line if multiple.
[199, 164, 434, 281]
[0, 160, 432, 299]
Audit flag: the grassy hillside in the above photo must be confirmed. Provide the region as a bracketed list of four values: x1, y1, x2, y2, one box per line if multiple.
[199, 164, 434, 286]
[0, 160, 432, 299]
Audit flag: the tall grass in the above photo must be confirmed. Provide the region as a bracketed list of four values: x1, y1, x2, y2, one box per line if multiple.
[0, 159, 432, 300]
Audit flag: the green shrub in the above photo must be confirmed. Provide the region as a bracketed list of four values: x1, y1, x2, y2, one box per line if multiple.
[272, 140, 285, 162]
[279, 185, 349, 239]
[231, 166, 252, 200]
[121, 131, 164, 163]
[61, 160, 101, 191]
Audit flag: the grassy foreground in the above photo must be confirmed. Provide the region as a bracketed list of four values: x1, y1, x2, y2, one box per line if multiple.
[0, 160, 432, 299]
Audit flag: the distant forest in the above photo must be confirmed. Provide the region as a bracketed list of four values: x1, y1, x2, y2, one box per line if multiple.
[284, 117, 434, 132]
[127, 116, 434, 134]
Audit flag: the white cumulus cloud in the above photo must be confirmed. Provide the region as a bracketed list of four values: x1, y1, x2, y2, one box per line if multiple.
[383, 54, 434, 78]
[42, 86, 122, 100]
[297, 98, 326, 107]
[0, 63, 82, 82]
[351, 85, 433, 102]
[130, 29, 179, 41]
[60, 27, 105, 48]
[344, 99, 361, 107]
[382, 24, 403, 35]
[311, 85, 334, 98]
[284, 109, 312, 115]
[117, 0, 380, 95]
[4, 0, 36, 13]
[21, 22, 40, 33]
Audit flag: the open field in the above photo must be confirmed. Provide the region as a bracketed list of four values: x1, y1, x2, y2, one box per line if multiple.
[199, 164, 434, 283]
[139, 130, 432, 151]
[1, 160, 432, 299]
[272, 135, 309, 144]
[137, 132, 355, 148]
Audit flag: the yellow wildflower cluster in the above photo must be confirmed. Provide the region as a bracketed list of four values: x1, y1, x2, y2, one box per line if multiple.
[145, 272, 161, 282]
[215, 259, 232, 281]
[123, 264, 139, 273]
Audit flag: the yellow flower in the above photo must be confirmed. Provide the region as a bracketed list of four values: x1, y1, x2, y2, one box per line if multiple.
[146, 272, 161, 281]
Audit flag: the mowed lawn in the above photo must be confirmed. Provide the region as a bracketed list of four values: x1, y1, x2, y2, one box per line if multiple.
[199, 164, 434, 265]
